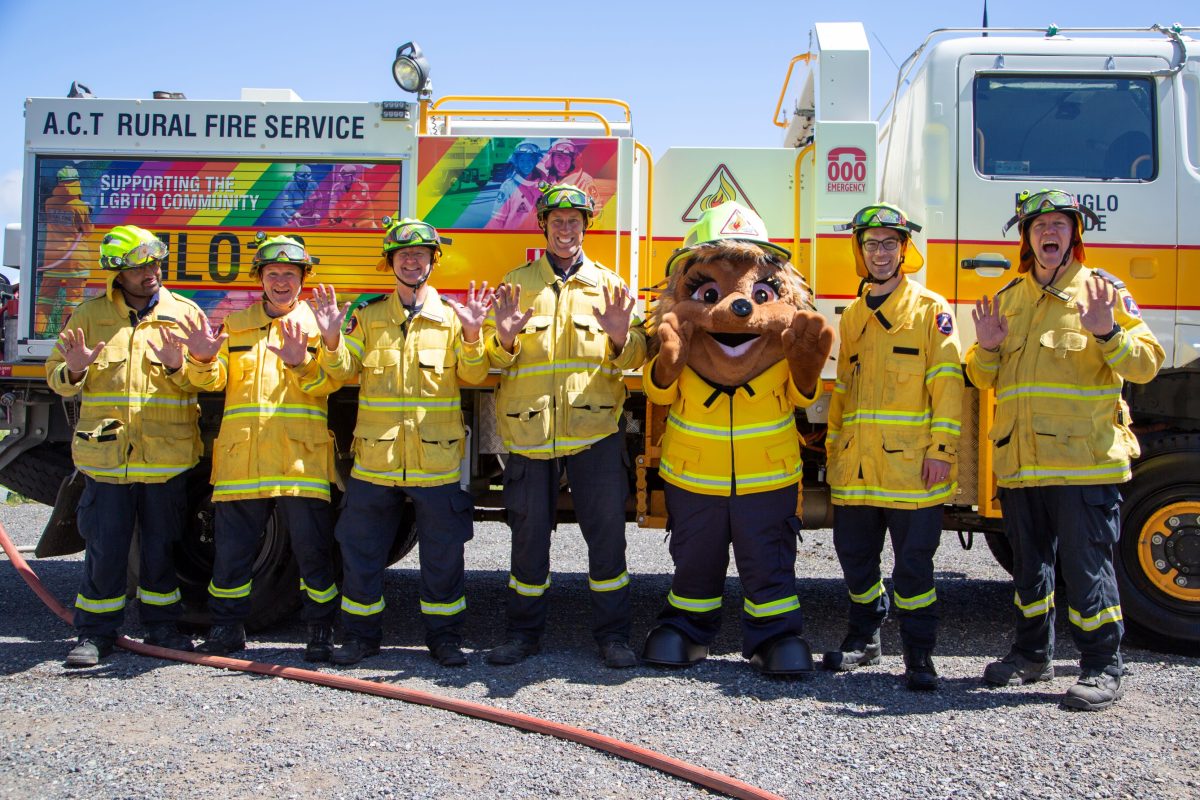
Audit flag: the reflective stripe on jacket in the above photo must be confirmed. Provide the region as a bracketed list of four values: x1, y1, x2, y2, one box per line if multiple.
[186, 301, 342, 501]
[46, 279, 204, 484]
[322, 288, 487, 487]
[965, 262, 1164, 488]
[827, 276, 964, 508]
[484, 255, 647, 459]
[644, 358, 814, 497]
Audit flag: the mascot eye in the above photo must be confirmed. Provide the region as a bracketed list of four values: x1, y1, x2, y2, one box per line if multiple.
[690, 282, 722, 304]
[752, 282, 779, 304]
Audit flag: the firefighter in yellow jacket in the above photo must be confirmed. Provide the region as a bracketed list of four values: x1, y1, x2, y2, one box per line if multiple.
[640, 203, 833, 675]
[823, 204, 963, 690]
[968, 189, 1164, 711]
[178, 234, 343, 661]
[47, 225, 205, 667]
[318, 217, 492, 667]
[484, 183, 647, 668]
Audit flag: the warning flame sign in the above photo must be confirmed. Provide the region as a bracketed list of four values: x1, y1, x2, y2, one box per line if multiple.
[682, 164, 756, 222]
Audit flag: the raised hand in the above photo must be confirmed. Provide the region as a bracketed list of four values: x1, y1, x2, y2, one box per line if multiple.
[782, 309, 834, 397]
[446, 281, 494, 344]
[493, 282, 534, 353]
[147, 329, 185, 371]
[174, 313, 227, 364]
[56, 328, 106, 378]
[651, 311, 693, 389]
[593, 284, 636, 353]
[311, 284, 351, 349]
[971, 295, 1009, 351]
[266, 318, 311, 367]
[1076, 273, 1117, 337]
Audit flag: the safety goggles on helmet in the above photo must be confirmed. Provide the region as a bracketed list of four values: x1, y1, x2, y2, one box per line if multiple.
[834, 204, 923, 235]
[1002, 189, 1100, 235]
[536, 184, 594, 219]
[103, 238, 168, 270]
[549, 141, 577, 156]
[513, 142, 542, 156]
[255, 241, 310, 265]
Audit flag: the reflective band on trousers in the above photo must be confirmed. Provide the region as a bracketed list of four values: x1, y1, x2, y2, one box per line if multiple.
[420, 596, 467, 616]
[589, 571, 630, 593]
[667, 590, 721, 613]
[849, 581, 885, 604]
[342, 596, 385, 616]
[894, 587, 937, 611]
[1069, 604, 1123, 631]
[75, 593, 127, 614]
[299, 579, 338, 604]
[743, 594, 801, 618]
[508, 574, 550, 597]
[1014, 590, 1054, 619]
[137, 586, 182, 606]
[208, 580, 252, 600]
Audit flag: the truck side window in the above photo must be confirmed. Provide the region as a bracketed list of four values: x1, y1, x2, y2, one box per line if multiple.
[973, 76, 1156, 181]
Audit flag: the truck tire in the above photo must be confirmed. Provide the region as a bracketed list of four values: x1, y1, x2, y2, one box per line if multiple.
[1116, 434, 1200, 652]
[0, 443, 73, 505]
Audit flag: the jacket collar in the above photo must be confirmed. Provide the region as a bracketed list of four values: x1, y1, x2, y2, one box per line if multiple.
[534, 253, 600, 289]
[386, 286, 449, 326]
[842, 275, 921, 344]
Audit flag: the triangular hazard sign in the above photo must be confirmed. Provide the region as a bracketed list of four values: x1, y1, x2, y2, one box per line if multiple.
[681, 164, 757, 222]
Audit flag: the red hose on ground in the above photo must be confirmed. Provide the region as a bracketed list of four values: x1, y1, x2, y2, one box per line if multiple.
[0, 520, 785, 800]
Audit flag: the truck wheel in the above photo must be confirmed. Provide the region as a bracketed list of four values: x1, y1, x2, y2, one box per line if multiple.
[0, 443, 73, 505]
[1116, 434, 1200, 651]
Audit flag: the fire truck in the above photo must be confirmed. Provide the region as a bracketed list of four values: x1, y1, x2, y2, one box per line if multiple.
[2, 22, 1197, 646]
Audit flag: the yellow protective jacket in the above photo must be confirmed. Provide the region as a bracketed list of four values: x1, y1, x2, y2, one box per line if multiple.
[644, 358, 815, 496]
[322, 288, 487, 487]
[965, 262, 1164, 488]
[484, 255, 647, 459]
[827, 276, 964, 508]
[46, 280, 205, 484]
[185, 300, 342, 502]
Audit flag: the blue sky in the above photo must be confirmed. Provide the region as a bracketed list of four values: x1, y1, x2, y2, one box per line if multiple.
[0, 0, 1191, 252]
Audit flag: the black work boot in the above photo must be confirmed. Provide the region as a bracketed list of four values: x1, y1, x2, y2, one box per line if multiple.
[822, 630, 882, 671]
[304, 624, 335, 663]
[903, 646, 940, 691]
[196, 624, 245, 656]
[486, 638, 540, 666]
[982, 650, 1054, 686]
[331, 635, 381, 666]
[65, 636, 115, 668]
[1061, 669, 1124, 711]
[144, 623, 195, 653]
[430, 641, 468, 667]
[600, 640, 638, 669]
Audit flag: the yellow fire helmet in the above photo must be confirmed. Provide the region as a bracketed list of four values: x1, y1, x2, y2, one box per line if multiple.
[1003, 189, 1099, 273]
[665, 202, 791, 275]
[250, 232, 318, 278]
[835, 203, 925, 278]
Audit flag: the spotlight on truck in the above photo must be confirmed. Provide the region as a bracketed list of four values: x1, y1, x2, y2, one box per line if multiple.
[392, 42, 430, 95]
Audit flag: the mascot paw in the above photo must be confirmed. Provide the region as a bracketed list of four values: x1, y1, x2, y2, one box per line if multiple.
[783, 311, 835, 396]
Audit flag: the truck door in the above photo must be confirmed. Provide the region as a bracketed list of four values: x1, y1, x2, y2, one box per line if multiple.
[955, 53, 1178, 359]
[1177, 61, 1200, 369]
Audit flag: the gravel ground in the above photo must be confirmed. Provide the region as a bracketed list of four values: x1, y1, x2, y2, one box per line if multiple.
[1, 500, 1198, 800]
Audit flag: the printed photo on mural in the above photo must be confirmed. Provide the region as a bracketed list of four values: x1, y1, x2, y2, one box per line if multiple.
[32, 158, 401, 338]
[416, 137, 618, 232]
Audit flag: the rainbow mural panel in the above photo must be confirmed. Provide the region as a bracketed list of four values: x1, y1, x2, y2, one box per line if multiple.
[31, 157, 401, 337]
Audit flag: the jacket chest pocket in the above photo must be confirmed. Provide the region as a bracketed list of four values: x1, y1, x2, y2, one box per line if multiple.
[1037, 329, 1089, 377]
[72, 419, 127, 471]
[361, 348, 403, 394]
[882, 354, 926, 409]
[90, 346, 129, 393]
[571, 313, 607, 359]
[518, 315, 552, 352]
[353, 421, 401, 473]
[417, 348, 454, 396]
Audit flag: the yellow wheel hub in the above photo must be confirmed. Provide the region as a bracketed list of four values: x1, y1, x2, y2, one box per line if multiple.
[1137, 502, 1200, 602]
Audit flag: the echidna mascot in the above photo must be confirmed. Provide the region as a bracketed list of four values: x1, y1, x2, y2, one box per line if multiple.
[642, 202, 834, 676]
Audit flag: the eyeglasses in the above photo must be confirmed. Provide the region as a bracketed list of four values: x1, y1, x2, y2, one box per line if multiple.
[861, 239, 901, 253]
[109, 239, 168, 268]
[255, 241, 310, 264]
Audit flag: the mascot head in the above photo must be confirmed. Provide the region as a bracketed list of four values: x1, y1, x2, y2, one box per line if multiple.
[651, 202, 814, 387]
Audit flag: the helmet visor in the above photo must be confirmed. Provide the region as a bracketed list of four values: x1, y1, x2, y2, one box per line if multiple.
[255, 241, 310, 264]
[384, 221, 440, 248]
[109, 239, 167, 269]
[1017, 189, 1077, 218]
